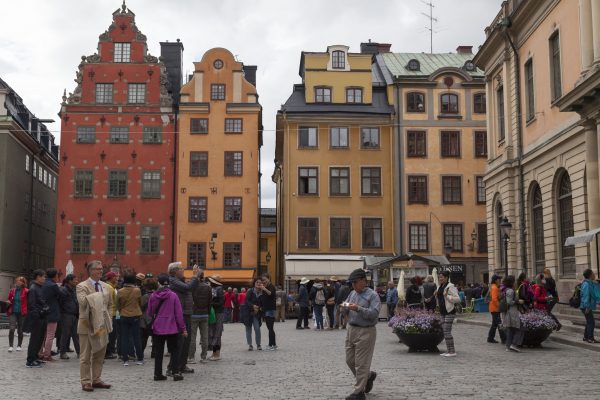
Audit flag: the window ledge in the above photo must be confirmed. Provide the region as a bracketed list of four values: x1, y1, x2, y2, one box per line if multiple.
[525, 116, 537, 127]
[437, 114, 463, 120]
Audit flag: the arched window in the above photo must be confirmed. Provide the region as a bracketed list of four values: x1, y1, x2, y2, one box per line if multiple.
[332, 51, 345, 69]
[531, 184, 545, 275]
[406, 92, 425, 112]
[495, 201, 504, 270]
[441, 93, 459, 114]
[558, 173, 575, 275]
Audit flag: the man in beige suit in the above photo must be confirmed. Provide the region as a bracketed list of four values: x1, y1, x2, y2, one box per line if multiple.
[77, 260, 113, 392]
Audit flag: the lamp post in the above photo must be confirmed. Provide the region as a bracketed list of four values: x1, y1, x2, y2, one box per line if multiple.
[500, 216, 513, 277]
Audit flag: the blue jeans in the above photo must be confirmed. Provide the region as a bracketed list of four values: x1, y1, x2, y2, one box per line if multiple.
[245, 316, 261, 346]
[582, 309, 596, 340]
[119, 316, 143, 362]
[314, 305, 324, 329]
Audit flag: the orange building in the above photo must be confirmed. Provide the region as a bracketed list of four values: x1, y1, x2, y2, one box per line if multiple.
[176, 48, 261, 286]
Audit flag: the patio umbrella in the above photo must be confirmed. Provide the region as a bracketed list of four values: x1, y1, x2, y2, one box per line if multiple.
[397, 270, 406, 301]
[66, 259, 74, 275]
[432, 267, 439, 286]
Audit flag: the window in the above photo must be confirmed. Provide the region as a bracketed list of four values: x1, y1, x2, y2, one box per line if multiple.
[442, 176, 462, 204]
[189, 197, 207, 222]
[76, 126, 96, 143]
[346, 88, 363, 103]
[407, 175, 428, 204]
[407, 59, 420, 71]
[143, 127, 162, 144]
[213, 59, 224, 69]
[108, 170, 127, 198]
[190, 118, 208, 134]
[464, 60, 476, 71]
[315, 87, 331, 103]
[96, 84, 113, 103]
[25, 154, 30, 172]
[550, 32, 562, 100]
[474, 131, 487, 157]
[33, 161, 37, 177]
[476, 176, 486, 204]
[440, 93, 459, 114]
[406, 92, 425, 112]
[330, 127, 348, 148]
[190, 151, 208, 176]
[497, 86, 505, 141]
[225, 118, 243, 133]
[74, 170, 93, 198]
[330, 167, 350, 196]
[443, 224, 463, 252]
[407, 130, 427, 157]
[211, 84, 225, 100]
[110, 127, 129, 144]
[441, 130, 460, 157]
[299, 127, 318, 148]
[525, 59, 535, 121]
[332, 50, 345, 69]
[114, 43, 131, 63]
[532, 184, 545, 274]
[298, 218, 319, 248]
[140, 226, 160, 254]
[330, 218, 351, 248]
[362, 218, 382, 248]
[558, 173, 574, 275]
[53, 176, 57, 191]
[188, 242, 206, 268]
[223, 243, 242, 267]
[409, 224, 428, 251]
[298, 167, 318, 195]
[477, 223, 488, 253]
[141, 170, 161, 198]
[106, 225, 125, 253]
[473, 93, 486, 114]
[361, 127, 380, 149]
[128, 84, 146, 104]
[72, 225, 91, 253]
[224, 197, 242, 222]
[224, 151, 243, 176]
[361, 167, 381, 196]
[38, 166, 43, 182]
[496, 202, 504, 268]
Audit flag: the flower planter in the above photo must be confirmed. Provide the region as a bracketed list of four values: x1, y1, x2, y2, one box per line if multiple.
[396, 331, 444, 353]
[522, 329, 552, 347]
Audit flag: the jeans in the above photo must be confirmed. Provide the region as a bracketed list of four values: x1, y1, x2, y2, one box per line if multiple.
[264, 314, 276, 347]
[386, 303, 397, 320]
[326, 305, 335, 328]
[120, 316, 143, 362]
[296, 306, 309, 328]
[60, 313, 80, 355]
[245, 316, 261, 346]
[26, 317, 47, 363]
[314, 305, 324, 329]
[177, 315, 192, 369]
[153, 334, 180, 376]
[488, 312, 506, 342]
[141, 327, 154, 356]
[224, 308, 232, 323]
[189, 317, 209, 360]
[582, 309, 596, 340]
[505, 327, 517, 348]
[8, 313, 25, 347]
[107, 316, 118, 356]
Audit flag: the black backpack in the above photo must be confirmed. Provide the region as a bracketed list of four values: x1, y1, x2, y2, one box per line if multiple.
[569, 284, 582, 308]
[499, 291, 508, 313]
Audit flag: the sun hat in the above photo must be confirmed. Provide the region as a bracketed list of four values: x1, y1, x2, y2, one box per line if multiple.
[136, 273, 145, 281]
[299, 277, 310, 285]
[208, 275, 223, 286]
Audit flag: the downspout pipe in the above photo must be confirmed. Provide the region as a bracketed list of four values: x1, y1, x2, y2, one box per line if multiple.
[395, 81, 404, 256]
[502, 19, 528, 274]
[171, 105, 178, 263]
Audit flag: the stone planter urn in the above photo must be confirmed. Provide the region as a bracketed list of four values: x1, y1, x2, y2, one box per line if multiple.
[396, 331, 444, 353]
[522, 329, 552, 347]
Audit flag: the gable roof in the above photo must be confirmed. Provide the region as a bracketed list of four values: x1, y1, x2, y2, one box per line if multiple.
[381, 52, 484, 79]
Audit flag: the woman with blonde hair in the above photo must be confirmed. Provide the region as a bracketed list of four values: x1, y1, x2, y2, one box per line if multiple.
[543, 268, 561, 331]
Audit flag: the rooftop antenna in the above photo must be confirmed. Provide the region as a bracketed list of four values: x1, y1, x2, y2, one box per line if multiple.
[421, 0, 438, 53]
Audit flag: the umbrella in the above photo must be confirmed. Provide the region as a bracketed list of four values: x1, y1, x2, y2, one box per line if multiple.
[432, 267, 439, 286]
[66, 260, 74, 275]
[397, 270, 406, 301]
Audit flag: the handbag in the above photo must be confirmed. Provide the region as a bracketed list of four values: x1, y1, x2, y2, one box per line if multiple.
[148, 297, 166, 329]
[39, 304, 50, 318]
[326, 297, 335, 306]
[208, 306, 216, 325]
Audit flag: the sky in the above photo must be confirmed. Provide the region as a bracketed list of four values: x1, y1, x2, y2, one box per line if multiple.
[0, 0, 500, 208]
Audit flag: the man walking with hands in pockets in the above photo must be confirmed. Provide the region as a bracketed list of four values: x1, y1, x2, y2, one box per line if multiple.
[343, 269, 380, 400]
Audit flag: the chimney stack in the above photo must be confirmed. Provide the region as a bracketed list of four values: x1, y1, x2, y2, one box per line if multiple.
[243, 65, 257, 88]
[456, 45, 473, 54]
[360, 41, 392, 55]
[160, 39, 185, 105]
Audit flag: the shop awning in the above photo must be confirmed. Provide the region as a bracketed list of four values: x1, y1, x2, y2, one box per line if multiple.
[285, 255, 365, 280]
[565, 227, 600, 246]
[184, 268, 255, 285]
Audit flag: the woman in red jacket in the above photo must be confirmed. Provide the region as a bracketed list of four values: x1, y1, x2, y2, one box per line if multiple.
[532, 274, 548, 311]
[7, 276, 28, 352]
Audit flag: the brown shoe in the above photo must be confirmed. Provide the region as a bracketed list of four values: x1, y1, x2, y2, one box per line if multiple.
[82, 384, 94, 392]
[92, 381, 111, 389]
[43, 356, 56, 362]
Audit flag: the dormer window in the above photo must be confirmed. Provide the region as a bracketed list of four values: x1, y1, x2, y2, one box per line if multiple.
[315, 87, 331, 103]
[464, 60, 476, 71]
[332, 51, 345, 69]
[407, 59, 420, 71]
[114, 43, 131, 63]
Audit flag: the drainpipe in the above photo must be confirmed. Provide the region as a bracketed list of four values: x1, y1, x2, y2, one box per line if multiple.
[502, 19, 528, 274]
[171, 106, 178, 263]
[395, 82, 404, 256]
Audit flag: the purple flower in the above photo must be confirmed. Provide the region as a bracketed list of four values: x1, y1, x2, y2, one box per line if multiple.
[519, 310, 558, 331]
[389, 309, 442, 334]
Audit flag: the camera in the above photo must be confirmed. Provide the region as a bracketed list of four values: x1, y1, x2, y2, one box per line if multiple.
[342, 302, 350, 308]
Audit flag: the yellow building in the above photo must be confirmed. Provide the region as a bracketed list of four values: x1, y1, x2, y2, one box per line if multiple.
[177, 48, 261, 286]
[274, 45, 396, 286]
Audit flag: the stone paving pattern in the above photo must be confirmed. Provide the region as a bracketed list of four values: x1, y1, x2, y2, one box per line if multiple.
[0, 319, 598, 399]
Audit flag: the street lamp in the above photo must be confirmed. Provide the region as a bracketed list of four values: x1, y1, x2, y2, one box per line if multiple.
[209, 233, 218, 261]
[500, 216, 512, 277]
[266, 250, 271, 264]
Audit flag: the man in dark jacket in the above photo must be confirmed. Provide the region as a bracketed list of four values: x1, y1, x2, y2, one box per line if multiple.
[208, 275, 225, 360]
[59, 274, 80, 359]
[189, 273, 212, 363]
[40, 268, 61, 361]
[295, 277, 310, 330]
[167, 262, 200, 375]
[423, 275, 437, 311]
[26, 269, 47, 368]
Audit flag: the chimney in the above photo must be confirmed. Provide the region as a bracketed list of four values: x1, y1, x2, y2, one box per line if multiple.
[456, 45, 473, 54]
[160, 39, 185, 105]
[243, 65, 257, 88]
[360, 41, 392, 55]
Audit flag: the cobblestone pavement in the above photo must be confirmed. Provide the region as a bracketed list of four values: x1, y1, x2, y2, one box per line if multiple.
[0, 318, 598, 400]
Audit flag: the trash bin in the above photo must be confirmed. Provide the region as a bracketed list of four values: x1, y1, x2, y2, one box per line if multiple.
[474, 298, 488, 313]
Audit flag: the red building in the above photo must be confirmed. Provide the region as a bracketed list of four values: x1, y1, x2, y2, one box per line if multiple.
[55, 4, 182, 276]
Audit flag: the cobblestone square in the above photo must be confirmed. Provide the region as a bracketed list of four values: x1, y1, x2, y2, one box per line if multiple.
[1, 319, 598, 399]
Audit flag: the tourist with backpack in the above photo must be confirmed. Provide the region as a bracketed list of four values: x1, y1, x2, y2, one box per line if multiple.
[310, 279, 326, 330]
[501, 275, 521, 352]
[487, 275, 506, 344]
[516, 273, 533, 313]
[580, 269, 600, 343]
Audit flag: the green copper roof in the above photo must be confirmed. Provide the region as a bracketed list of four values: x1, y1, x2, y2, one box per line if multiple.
[381, 52, 484, 79]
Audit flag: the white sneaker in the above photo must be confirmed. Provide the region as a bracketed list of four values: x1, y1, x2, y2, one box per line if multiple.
[16, 346, 22, 351]
[442, 353, 457, 357]
[136, 360, 144, 365]
[187, 358, 196, 364]
[439, 352, 447, 356]
[509, 345, 521, 353]
[123, 361, 129, 366]
[8, 347, 13, 352]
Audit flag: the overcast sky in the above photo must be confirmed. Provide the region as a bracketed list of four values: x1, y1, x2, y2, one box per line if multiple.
[1, 0, 500, 207]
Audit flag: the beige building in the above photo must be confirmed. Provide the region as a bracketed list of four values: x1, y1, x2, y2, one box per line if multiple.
[474, 0, 600, 297]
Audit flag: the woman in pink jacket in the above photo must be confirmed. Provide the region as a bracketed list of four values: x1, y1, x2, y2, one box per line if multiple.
[7, 277, 28, 352]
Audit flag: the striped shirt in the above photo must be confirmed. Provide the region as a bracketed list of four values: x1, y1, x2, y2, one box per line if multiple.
[346, 287, 381, 327]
